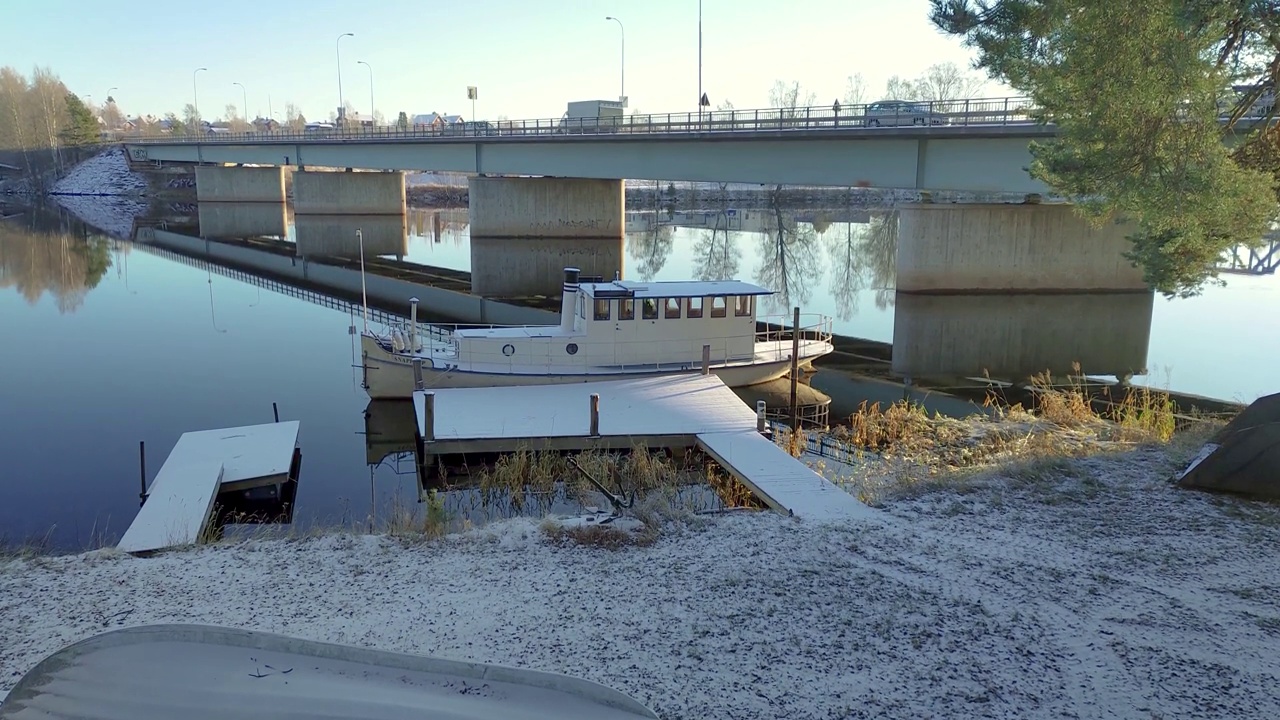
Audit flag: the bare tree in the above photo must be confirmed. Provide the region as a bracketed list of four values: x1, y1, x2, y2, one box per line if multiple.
[626, 225, 674, 280]
[99, 97, 124, 130]
[182, 103, 201, 132]
[843, 73, 867, 107]
[769, 80, 816, 117]
[283, 102, 306, 130]
[755, 205, 821, 314]
[884, 62, 987, 102]
[692, 211, 740, 280]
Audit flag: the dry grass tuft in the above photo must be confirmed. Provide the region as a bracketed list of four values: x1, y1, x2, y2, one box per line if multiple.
[540, 521, 657, 550]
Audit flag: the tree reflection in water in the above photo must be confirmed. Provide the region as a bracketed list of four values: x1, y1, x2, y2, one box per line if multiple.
[823, 209, 899, 319]
[691, 210, 740, 280]
[755, 204, 821, 315]
[0, 207, 113, 313]
[626, 222, 674, 281]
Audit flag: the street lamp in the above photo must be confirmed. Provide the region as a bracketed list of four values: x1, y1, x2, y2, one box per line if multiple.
[233, 82, 247, 123]
[357, 60, 373, 127]
[336, 32, 354, 127]
[106, 87, 118, 103]
[605, 16, 624, 104]
[698, 0, 703, 120]
[193, 67, 207, 127]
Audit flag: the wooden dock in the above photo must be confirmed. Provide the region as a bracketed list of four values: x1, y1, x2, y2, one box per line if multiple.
[118, 421, 302, 554]
[412, 376, 873, 521]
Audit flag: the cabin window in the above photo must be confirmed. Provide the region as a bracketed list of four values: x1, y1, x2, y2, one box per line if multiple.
[735, 295, 752, 317]
[642, 298, 659, 320]
[710, 296, 727, 318]
[687, 297, 703, 318]
[594, 298, 612, 321]
[665, 297, 681, 319]
[620, 298, 635, 320]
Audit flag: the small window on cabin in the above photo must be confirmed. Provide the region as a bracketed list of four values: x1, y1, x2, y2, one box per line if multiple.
[594, 298, 612, 321]
[735, 295, 752, 317]
[642, 298, 659, 320]
[710, 296, 727, 318]
[620, 299, 635, 320]
[687, 297, 703, 318]
[665, 297, 681, 319]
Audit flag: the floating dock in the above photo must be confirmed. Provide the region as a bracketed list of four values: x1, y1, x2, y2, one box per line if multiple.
[117, 421, 302, 554]
[412, 375, 873, 521]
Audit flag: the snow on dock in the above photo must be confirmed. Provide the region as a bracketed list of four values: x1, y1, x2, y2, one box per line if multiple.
[413, 376, 871, 521]
[117, 422, 301, 554]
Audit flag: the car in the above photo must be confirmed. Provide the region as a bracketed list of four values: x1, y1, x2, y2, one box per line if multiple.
[442, 120, 498, 136]
[863, 100, 950, 127]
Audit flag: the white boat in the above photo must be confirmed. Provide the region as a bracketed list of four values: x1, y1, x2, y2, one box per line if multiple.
[358, 268, 834, 399]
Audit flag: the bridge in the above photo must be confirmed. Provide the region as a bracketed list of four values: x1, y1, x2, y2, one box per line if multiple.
[121, 95, 1273, 300]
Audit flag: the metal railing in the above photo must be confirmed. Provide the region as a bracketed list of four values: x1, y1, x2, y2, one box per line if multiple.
[756, 314, 834, 346]
[123, 95, 1041, 145]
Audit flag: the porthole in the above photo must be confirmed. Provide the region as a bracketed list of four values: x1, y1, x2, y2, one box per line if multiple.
[502, 343, 515, 356]
[566, 343, 579, 355]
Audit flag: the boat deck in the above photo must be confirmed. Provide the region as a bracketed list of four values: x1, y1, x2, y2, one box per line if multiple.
[117, 422, 301, 554]
[412, 376, 871, 521]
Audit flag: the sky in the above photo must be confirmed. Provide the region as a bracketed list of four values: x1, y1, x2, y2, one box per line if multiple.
[2, 0, 1010, 122]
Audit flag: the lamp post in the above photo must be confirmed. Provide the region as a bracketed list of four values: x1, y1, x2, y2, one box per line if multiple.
[698, 0, 703, 122]
[357, 60, 373, 127]
[605, 16, 624, 104]
[336, 32, 354, 127]
[106, 87, 118, 102]
[233, 82, 247, 124]
[193, 67, 207, 127]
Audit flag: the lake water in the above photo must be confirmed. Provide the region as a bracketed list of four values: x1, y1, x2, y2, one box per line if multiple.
[1, 201, 1275, 550]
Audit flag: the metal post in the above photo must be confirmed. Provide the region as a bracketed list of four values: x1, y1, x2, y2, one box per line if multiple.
[233, 82, 247, 124]
[697, 0, 703, 126]
[336, 32, 354, 127]
[756, 400, 767, 433]
[357, 229, 368, 332]
[192, 67, 207, 129]
[272, 401, 279, 423]
[358, 60, 374, 127]
[589, 393, 601, 436]
[701, 344, 711, 375]
[423, 391, 435, 441]
[413, 358, 424, 391]
[138, 440, 147, 502]
[409, 296, 419, 352]
[606, 16, 625, 103]
[790, 306, 800, 431]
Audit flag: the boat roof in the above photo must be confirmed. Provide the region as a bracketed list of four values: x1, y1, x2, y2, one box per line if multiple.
[579, 279, 772, 299]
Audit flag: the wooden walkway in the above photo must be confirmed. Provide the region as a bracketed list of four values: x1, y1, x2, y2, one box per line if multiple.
[118, 422, 301, 554]
[413, 376, 872, 521]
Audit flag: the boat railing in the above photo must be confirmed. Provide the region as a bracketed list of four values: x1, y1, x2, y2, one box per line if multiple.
[755, 313, 834, 346]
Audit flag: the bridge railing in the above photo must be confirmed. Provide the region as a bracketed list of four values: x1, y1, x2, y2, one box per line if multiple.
[125, 95, 1039, 144]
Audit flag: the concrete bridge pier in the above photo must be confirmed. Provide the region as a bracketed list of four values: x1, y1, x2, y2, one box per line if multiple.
[896, 203, 1149, 293]
[292, 170, 407, 215]
[468, 176, 624, 297]
[197, 202, 290, 238]
[194, 165, 286, 204]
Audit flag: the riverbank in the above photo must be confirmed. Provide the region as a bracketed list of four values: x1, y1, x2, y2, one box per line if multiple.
[4, 406, 1279, 719]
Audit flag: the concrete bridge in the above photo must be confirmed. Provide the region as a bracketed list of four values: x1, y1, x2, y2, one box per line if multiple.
[121, 95, 1269, 299]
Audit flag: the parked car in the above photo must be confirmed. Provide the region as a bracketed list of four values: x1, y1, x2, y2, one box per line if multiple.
[863, 100, 951, 127]
[442, 120, 498, 136]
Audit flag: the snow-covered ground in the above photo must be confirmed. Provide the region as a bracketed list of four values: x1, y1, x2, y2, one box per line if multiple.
[51, 194, 150, 240]
[50, 145, 148, 196]
[4, 442, 1278, 719]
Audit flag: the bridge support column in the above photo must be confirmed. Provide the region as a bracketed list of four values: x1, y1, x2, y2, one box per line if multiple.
[292, 170, 406, 215]
[468, 176, 624, 297]
[197, 202, 289, 238]
[896, 203, 1148, 293]
[194, 165, 286, 203]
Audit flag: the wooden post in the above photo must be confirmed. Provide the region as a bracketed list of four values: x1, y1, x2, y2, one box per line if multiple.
[790, 306, 800, 431]
[138, 440, 147, 503]
[589, 393, 601, 436]
[701, 344, 711, 375]
[272, 402, 279, 423]
[756, 400, 767, 433]
[413, 358, 424, 391]
[423, 391, 436, 442]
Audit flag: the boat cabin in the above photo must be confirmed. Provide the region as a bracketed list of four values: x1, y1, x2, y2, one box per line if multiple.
[451, 268, 774, 369]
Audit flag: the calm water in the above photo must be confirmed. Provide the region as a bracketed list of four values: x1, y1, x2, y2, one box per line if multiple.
[2, 201, 1276, 549]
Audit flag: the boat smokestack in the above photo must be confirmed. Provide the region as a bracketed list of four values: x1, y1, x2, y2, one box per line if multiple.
[560, 267, 580, 332]
[409, 296, 419, 352]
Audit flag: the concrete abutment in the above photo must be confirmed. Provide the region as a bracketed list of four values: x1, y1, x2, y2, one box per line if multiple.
[194, 165, 286, 204]
[468, 176, 625, 297]
[292, 170, 407, 215]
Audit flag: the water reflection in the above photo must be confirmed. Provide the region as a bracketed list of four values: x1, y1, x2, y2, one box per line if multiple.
[407, 208, 469, 245]
[755, 205, 821, 314]
[294, 214, 408, 260]
[0, 207, 113, 312]
[627, 223, 674, 280]
[691, 211, 741, 281]
[198, 202, 289, 238]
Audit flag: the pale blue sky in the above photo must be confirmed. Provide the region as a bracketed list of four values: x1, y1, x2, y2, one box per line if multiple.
[3, 0, 1008, 122]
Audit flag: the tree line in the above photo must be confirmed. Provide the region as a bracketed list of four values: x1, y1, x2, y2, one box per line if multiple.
[0, 66, 100, 183]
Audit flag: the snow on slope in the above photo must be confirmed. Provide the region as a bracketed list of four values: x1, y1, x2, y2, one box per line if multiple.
[51, 146, 148, 196]
[51, 194, 150, 240]
[3, 446, 1279, 719]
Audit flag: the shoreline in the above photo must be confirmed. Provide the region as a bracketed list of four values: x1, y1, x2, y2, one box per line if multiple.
[5, 422, 1280, 718]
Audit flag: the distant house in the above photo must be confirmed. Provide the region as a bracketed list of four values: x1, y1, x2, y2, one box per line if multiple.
[252, 117, 280, 131]
[351, 113, 376, 128]
[409, 112, 465, 129]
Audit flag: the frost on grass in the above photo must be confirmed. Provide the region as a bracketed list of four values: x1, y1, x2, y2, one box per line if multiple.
[4, 437, 1280, 720]
[51, 146, 148, 196]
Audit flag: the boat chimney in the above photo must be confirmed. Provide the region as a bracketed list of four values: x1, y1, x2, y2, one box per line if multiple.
[409, 296, 419, 352]
[560, 267, 580, 332]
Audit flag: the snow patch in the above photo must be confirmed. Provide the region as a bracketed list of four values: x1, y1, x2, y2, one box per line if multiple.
[3, 448, 1280, 719]
[51, 146, 149, 196]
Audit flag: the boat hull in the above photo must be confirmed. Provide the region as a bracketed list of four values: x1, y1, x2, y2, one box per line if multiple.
[360, 337, 825, 399]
